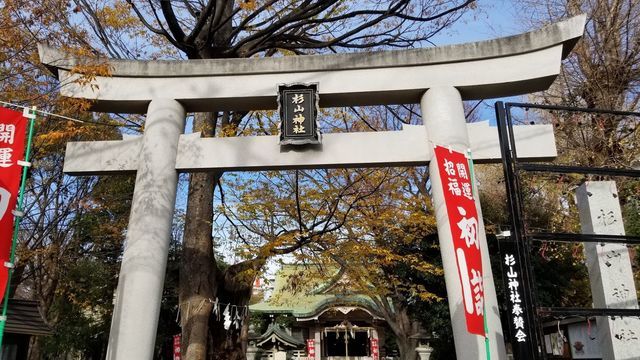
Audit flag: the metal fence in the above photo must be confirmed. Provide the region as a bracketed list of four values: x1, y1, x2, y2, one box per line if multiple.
[494, 101, 640, 360]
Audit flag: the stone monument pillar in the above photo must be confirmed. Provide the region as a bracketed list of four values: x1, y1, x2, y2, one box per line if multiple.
[106, 99, 186, 359]
[415, 345, 434, 360]
[576, 181, 640, 360]
[420, 87, 507, 360]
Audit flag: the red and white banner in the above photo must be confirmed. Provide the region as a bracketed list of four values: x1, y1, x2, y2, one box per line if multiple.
[370, 338, 379, 360]
[0, 107, 27, 303]
[306, 339, 315, 358]
[433, 145, 485, 336]
[173, 334, 181, 360]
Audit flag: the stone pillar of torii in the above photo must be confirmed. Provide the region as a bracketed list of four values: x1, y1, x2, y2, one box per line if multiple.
[39, 15, 588, 360]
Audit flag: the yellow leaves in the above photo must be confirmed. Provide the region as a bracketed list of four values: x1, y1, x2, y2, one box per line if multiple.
[416, 289, 441, 302]
[37, 128, 73, 146]
[70, 61, 113, 91]
[220, 123, 239, 137]
[238, 0, 257, 11]
[34, 120, 91, 152]
[277, 49, 299, 57]
[96, 1, 139, 31]
[33, 101, 122, 157]
[58, 97, 94, 113]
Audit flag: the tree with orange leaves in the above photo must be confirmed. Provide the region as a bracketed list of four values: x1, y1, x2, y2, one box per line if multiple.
[7, 1, 478, 358]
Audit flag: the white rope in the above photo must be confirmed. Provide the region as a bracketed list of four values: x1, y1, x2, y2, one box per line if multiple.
[0, 99, 137, 128]
[0, 100, 85, 124]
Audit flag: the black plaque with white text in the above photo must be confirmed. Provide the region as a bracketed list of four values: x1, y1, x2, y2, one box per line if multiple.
[278, 83, 320, 145]
[499, 239, 535, 360]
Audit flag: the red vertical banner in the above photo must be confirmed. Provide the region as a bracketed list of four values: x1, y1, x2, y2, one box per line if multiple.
[0, 107, 27, 303]
[173, 334, 181, 360]
[370, 338, 379, 360]
[306, 339, 315, 358]
[433, 145, 485, 336]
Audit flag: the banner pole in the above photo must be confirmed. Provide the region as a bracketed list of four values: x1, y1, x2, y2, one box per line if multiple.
[0, 106, 37, 350]
[466, 149, 491, 360]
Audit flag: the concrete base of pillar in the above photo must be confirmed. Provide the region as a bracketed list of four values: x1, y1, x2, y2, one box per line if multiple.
[245, 344, 260, 360]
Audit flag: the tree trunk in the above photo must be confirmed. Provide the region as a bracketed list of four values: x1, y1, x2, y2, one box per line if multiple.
[397, 336, 418, 360]
[394, 313, 419, 360]
[27, 337, 42, 360]
[180, 110, 259, 359]
[208, 298, 248, 360]
[180, 113, 218, 360]
[375, 296, 419, 360]
[207, 263, 257, 360]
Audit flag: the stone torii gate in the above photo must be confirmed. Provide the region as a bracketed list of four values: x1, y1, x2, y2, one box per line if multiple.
[39, 15, 585, 360]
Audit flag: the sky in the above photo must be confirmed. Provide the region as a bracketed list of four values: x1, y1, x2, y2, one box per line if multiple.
[431, 0, 523, 45]
[358, 1, 540, 125]
[181, 0, 542, 267]
[429, 0, 533, 121]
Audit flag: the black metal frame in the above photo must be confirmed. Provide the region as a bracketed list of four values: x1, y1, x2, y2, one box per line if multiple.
[495, 101, 640, 360]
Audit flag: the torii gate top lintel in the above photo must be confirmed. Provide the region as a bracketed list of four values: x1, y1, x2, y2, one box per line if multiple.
[38, 15, 585, 114]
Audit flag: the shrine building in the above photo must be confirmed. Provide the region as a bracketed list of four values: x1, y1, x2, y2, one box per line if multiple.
[248, 265, 389, 360]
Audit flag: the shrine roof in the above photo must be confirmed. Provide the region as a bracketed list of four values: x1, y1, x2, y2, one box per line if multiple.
[250, 265, 382, 319]
[255, 323, 305, 349]
[5, 299, 52, 336]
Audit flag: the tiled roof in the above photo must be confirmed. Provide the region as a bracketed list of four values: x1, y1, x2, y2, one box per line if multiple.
[256, 323, 304, 349]
[5, 299, 52, 336]
[250, 265, 381, 318]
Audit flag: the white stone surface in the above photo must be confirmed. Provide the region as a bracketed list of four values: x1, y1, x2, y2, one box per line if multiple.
[56, 46, 562, 112]
[63, 136, 141, 175]
[63, 121, 556, 174]
[416, 346, 434, 360]
[38, 16, 585, 113]
[576, 182, 640, 360]
[421, 87, 506, 360]
[105, 99, 186, 360]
